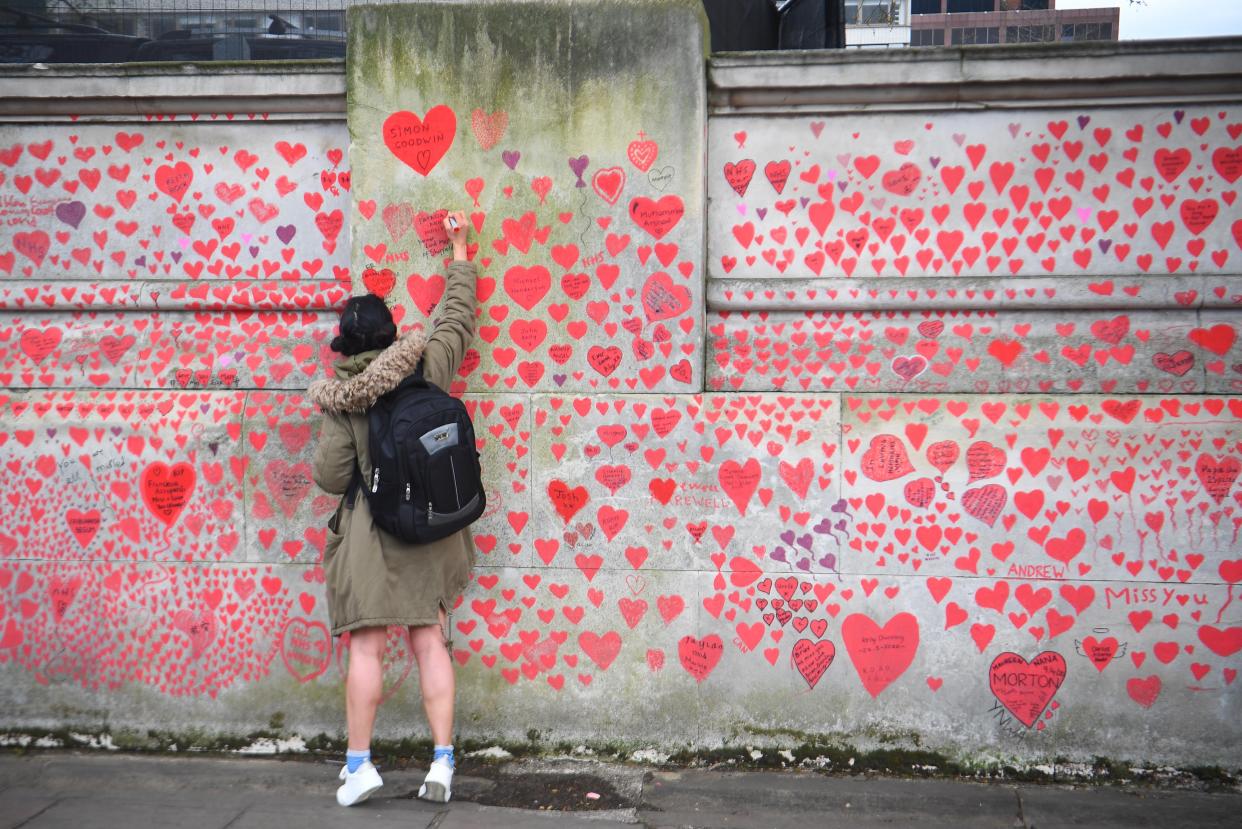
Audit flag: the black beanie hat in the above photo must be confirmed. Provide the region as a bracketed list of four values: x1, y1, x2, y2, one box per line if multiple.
[330, 294, 397, 356]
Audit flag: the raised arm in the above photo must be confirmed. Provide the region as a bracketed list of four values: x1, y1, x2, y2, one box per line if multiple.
[419, 211, 478, 390]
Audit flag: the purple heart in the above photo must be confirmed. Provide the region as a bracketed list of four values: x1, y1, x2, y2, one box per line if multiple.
[249, 246, 260, 257]
[779, 530, 795, 546]
[756, 208, 768, 220]
[818, 553, 837, 571]
[837, 181, 847, 192]
[1174, 110, 1185, 124]
[1098, 239, 1112, 254]
[1077, 115, 1091, 129]
[929, 156, 941, 169]
[568, 154, 588, 184]
[134, 256, 146, 267]
[55, 200, 86, 229]
[831, 498, 849, 514]
[813, 518, 833, 534]
[799, 197, 811, 208]
[502, 150, 521, 170]
[553, 374, 566, 386]
[770, 546, 788, 564]
[170, 251, 182, 263]
[46, 428, 57, 437]
[795, 557, 811, 572]
[276, 224, 296, 244]
[796, 533, 812, 550]
[111, 427, 123, 436]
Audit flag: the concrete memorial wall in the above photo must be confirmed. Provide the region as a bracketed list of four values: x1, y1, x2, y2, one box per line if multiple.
[0, 3, 1238, 772]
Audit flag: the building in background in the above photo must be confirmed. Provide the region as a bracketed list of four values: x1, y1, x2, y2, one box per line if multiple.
[1, 0, 347, 61]
[910, 0, 1119, 47]
[845, 0, 911, 48]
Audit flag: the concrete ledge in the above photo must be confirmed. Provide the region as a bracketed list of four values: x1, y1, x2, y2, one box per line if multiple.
[0, 281, 349, 312]
[0, 61, 346, 118]
[708, 275, 1242, 312]
[710, 37, 1242, 113]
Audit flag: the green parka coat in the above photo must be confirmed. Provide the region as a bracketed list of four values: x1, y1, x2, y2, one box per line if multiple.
[307, 259, 478, 635]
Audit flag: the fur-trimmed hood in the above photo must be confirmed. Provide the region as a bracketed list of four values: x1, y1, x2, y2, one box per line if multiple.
[306, 330, 426, 413]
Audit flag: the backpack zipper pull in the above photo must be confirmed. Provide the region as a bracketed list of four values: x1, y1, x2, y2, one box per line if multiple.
[405, 482, 411, 501]
[371, 468, 379, 493]
[427, 501, 434, 521]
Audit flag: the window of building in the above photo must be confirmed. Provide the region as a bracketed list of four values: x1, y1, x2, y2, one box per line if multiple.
[1001, 0, 1049, 9]
[1061, 21, 1112, 42]
[947, 0, 994, 13]
[910, 28, 946, 46]
[303, 12, 344, 33]
[174, 14, 220, 34]
[845, 1, 903, 24]
[1005, 24, 1056, 43]
[912, 0, 941, 14]
[861, 1, 899, 24]
[951, 26, 999, 44]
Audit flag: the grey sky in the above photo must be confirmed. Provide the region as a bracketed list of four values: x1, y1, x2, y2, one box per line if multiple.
[1057, 0, 1242, 39]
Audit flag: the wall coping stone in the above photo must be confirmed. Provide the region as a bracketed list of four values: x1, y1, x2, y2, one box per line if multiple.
[710, 37, 1242, 114]
[0, 60, 346, 119]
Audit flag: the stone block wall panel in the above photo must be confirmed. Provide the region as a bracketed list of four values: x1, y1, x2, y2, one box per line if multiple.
[0, 120, 350, 284]
[346, 0, 706, 395]
[708, 309, 1228, 394]
[708, 108, 1242, 281]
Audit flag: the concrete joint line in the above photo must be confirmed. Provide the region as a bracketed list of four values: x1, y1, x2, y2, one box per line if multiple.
[11, 797, 61, 829]
[1014, 787, 1029, 829]
[425, 810, 450, 829]
[219, 802, 252, 829]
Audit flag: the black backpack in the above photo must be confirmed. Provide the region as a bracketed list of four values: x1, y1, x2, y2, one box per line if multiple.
[351, 364, 485, 544]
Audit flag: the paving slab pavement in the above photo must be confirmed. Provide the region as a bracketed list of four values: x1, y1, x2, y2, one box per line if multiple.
[0, 751, 1237, 829]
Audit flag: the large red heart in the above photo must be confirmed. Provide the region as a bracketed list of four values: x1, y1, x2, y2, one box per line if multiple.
[592, 167, 626, 205]
[792, 638, 835, 690]
[578, 630, 622, 670]
[1196, 454, 1241, 504]
[548, 480, 589, 523]
[842, 612, 920, 698]
[155, 161, 193, 202]
[382, 106, 457, 176]
[962, 484, 1006, 527]
[629, 195, 684, 240]
[860, 434, 914, 483]
[988, 651, 1066, 728]
[718, 458, 760, 516]
[641, 271, 690, 323]
[141, 461, 196, 526]
[678, 634, 723, 682]
[281, 618, 331, 682]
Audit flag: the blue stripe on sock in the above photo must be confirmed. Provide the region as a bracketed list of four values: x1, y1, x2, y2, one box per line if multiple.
[346, 749, 370, 773]
[433, 745, 455, 767]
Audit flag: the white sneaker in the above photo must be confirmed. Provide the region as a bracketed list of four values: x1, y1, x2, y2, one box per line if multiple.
[417, 758, 454, 803]
[336, 760, 383, 806]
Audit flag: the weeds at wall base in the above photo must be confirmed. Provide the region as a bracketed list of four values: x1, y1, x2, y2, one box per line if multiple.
[2, 726, 1237, 793]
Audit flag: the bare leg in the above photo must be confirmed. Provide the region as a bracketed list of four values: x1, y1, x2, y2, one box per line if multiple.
[345, 627, 388, 751]
[409, 609, 455, 746]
